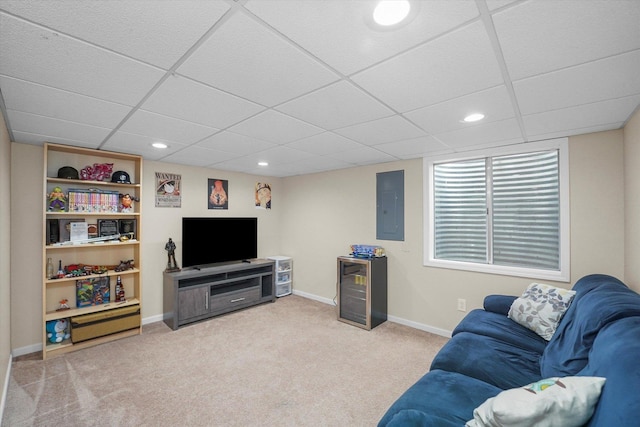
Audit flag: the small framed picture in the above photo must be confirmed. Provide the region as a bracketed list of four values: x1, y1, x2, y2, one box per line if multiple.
[208, 178, 228, 209]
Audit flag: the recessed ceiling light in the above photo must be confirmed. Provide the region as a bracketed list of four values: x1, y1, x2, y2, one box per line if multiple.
[258, 161, 268, 167]
[373, 0, 411, 26]
[152, 142, 168, 149]
[463, 113, 485, 123]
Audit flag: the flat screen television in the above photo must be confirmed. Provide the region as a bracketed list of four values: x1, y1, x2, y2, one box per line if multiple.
[182, 217, 258, 268]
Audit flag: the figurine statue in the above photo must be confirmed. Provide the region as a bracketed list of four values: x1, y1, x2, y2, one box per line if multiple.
[165, 238, 180, 272]
[48, 186, 67, 211]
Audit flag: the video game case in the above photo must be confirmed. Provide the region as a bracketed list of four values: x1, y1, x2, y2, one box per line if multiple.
[47, 219, 59, 245]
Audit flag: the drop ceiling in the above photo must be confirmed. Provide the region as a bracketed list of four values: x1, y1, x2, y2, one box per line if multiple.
[1, 0, 639, 177]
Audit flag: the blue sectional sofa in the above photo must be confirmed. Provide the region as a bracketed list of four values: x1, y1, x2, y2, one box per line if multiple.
[378, 274, 640, 426]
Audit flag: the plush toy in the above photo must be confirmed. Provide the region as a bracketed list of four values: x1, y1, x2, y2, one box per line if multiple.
[46, 319, 70, 343]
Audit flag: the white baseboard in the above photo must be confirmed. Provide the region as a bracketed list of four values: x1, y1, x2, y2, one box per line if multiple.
[292, 289, 336, 306]
[1, 353, 11, 423]
[292, 289, 453, 339]
[12, 343, 41, 358]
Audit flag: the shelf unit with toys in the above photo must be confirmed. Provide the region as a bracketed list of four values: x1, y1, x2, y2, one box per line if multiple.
[42, 143, 143, 359]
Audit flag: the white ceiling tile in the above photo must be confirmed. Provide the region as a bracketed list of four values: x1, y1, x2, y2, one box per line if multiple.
[523, 95, 640, 138]
[0, 0, 231, 69]
[276, 80, 394, 130]
[197, 131, 276, 155]
[178, 12, 338, 106]
[524, 123, 625, 143]
[245, 0, 479, 75]
[351, 21, 503, 112]
[140, 75, 265, 129]
[7, 110, 111, 145]
[493, 0, 640, 80]
[434, 118, 523, 149]
[120, 110, 218, 145]
[0, 14, 164, 105]
[228, 110, 324, 144]
[101, 131, 188, 160]
[405, 85, 515, 134]
[514, 50, 640, 115]
[163, 146, 239, 168]
[215, 155, 267, 172]
[486, 1, 520, 12]
[284, 132, 364, 156]
[0, 76, 131, 128]
[334, 115, 427, 146]
[326, 146, 397, 165]
[243, 145, 315, 166]
[11, 131, 98, 149]
[375, 136, 452, 159]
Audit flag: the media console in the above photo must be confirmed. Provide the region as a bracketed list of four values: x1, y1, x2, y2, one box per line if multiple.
[163, 259, 275, 330]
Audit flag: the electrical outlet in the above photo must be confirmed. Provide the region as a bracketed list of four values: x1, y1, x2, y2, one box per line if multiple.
[457, 298, 467, 312]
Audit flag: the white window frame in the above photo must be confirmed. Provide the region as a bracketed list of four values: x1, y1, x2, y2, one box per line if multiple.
[424, 138, 570, 282]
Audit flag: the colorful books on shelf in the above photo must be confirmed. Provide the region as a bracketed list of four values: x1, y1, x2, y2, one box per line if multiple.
[67, 189, 119, 213]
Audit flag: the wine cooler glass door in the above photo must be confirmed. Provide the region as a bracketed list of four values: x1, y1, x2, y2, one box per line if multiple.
[339, 260, 369, 326]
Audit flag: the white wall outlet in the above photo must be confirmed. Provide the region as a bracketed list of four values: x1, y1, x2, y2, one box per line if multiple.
[457, 298, 467, 312]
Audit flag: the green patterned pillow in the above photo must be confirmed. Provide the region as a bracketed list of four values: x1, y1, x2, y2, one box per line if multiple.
[508, 283, 576, 341]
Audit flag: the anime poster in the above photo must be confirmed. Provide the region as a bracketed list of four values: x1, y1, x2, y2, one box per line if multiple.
[208, 179, 228, 209]
[155, 172, 181, 207]
[255, 182, 271, 209]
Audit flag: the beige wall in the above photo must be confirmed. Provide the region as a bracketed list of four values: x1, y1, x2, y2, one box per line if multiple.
[140, 160, 283, 321]
[0, 114, 11, 413]
[624, 108, 640, 291]
[6, 127, 630, 353]
[281, 131, 626, 333]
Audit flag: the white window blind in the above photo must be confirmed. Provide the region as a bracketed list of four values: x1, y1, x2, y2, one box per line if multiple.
[426, 138, 569, 281]
[434, 159, 487, 263]
[492, 151, 559, 270]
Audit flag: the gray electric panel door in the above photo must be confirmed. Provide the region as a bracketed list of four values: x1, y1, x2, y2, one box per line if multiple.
[376, 170, 404, 241]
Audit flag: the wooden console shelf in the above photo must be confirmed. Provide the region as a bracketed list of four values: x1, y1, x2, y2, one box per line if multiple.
[163, 259, 275, 330]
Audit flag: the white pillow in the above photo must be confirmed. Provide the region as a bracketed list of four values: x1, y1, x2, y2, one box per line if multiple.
[508, 282, 576, 340]
[466, 376, 606, 427]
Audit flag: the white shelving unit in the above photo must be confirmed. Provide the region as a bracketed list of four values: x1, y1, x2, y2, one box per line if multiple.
[268, 256, 292, 297]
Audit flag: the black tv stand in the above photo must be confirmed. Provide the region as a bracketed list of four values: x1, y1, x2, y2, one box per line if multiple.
[163, 258, 275, 330]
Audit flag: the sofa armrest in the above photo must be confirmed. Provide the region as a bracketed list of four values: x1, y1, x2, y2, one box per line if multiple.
[483, 295, 517, 315]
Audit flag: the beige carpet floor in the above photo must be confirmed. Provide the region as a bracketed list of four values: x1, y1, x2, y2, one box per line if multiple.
[2, 295, 448, 427]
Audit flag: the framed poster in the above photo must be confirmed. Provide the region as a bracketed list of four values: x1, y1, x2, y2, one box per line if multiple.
[155, 172, 181, 207]
[208, 179, 228, 209]
[255, 182, 271, 210]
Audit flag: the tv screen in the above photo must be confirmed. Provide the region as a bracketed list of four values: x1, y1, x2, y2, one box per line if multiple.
[182, 217, 258, 268]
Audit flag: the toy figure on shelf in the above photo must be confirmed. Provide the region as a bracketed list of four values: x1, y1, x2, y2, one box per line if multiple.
[119, 193, 138, 213]
[56, 299, 70, 311]
[48, 186, 67, 211]
[165, 238, 180, 272]
[46, 319, 70, 343]
[115, 259, 134, 272]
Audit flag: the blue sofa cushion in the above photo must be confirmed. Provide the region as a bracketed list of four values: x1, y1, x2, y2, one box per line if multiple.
[377, 369, 501, 427]
[580, 316, 640, 427]
[541, 274, 640, 377]
[453, 309, 548, 353]
[431, 331, 543, 390]
[483, 294, 517, 315]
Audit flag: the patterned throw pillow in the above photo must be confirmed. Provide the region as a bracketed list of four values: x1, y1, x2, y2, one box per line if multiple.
[466, 376, 606, 427]
[508, 283, 576, 341]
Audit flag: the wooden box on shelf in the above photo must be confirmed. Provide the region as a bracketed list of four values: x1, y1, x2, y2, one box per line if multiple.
[42, 143, 143, 359]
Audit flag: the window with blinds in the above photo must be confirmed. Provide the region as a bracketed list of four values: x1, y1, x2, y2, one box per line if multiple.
[425, 138, 569, 281]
